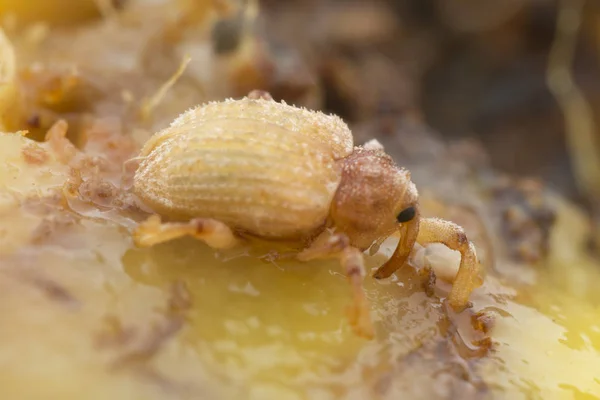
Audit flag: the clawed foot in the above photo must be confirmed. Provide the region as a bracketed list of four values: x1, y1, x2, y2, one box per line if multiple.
[346, 301, 375, 339]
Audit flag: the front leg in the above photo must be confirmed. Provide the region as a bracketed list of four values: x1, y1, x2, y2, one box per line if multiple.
[298, 233, 374, 339]
[417, 218, 483, 312]
[133, 215, 241, 249]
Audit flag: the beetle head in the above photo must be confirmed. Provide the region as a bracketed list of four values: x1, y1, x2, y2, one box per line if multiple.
[331, 146, 420, 259]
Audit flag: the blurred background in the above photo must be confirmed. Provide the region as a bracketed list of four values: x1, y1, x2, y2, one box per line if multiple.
[253, 0, 600, 206]
[253, 0, 600, 251]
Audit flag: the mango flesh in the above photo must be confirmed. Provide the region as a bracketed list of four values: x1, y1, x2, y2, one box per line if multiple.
[0, 132, 597, 399]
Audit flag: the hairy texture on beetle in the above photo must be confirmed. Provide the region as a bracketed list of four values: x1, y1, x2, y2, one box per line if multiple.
[135, 96, 353, 239]
[332, 147, 416, 250]
[140, 96, 353, 161]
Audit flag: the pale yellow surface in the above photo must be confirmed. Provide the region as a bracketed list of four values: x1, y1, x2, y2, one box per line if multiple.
[0, 133, 598, 399]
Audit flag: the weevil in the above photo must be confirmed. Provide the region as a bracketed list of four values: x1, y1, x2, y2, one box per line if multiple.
[132, 90, 482, 339]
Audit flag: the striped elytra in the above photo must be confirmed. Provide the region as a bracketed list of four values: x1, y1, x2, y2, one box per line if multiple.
[134, 96, 354, 239]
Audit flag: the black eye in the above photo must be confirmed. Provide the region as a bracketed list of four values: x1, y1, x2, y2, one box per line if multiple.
[396, 206, 416, 223]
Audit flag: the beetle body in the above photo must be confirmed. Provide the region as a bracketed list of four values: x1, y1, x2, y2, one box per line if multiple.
[132, 93, 482, 339]
[135, 98, 353, 240]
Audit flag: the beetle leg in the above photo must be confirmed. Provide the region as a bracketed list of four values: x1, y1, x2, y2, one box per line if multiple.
[297, 234, 374, 339]
[338, 247, 374, 339]
[296, 233, 350, 260]
[416, 218, 483, 312]
[133, 215, 240, 249]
